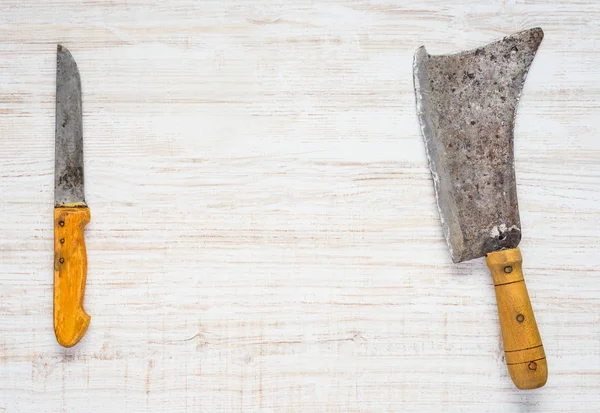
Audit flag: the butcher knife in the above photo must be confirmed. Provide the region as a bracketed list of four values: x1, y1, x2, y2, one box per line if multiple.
[413, 28, 547, 389]
[54, 45, 90, 347]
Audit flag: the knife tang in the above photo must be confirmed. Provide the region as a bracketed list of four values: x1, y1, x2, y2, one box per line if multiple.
[54, 206, 91, 347]
[486, 248, 547, 389]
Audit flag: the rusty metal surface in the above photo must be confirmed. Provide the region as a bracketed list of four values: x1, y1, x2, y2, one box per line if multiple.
[413, 28, 544, 263]
[55, 45, 86, 207]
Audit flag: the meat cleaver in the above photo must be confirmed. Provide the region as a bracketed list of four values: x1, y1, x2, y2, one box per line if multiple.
[413, 28, 547, 389]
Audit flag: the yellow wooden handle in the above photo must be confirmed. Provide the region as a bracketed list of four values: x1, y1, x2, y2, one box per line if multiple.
[486, 248, 547, 389]
[54, 207, 91, 347]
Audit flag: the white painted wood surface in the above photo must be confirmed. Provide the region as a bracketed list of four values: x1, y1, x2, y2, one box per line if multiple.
[1, 1, 599, 411]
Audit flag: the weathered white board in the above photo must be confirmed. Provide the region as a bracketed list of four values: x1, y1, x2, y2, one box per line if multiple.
[1, 0, 599, 411]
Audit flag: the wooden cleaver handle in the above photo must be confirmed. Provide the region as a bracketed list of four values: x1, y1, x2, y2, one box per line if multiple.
[486, 248, 547, 389]
[54, 207, 91, 347]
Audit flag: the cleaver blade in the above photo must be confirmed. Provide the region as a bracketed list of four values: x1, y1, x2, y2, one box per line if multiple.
[413, 28, 544, 263]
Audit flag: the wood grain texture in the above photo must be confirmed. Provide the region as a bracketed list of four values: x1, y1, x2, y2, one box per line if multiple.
[486, 248, 547, 390]
[54, 207, 91, 348]
[0, 0, 599, 411]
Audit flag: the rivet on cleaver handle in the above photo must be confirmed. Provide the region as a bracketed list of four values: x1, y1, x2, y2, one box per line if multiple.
[54, 207, 91, 347]
[487, 248, 547, 389]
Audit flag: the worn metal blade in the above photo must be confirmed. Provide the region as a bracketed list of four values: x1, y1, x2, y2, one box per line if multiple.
[55, 45, 85, 207]
[413, 28, 543, 263]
